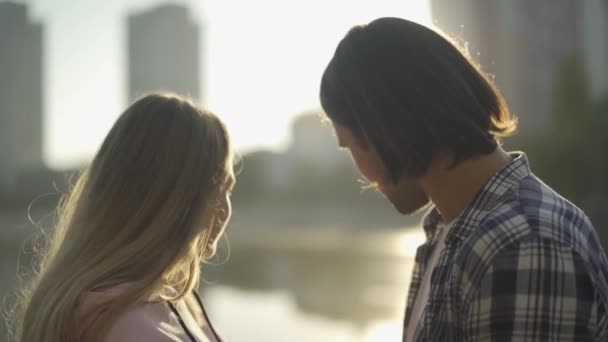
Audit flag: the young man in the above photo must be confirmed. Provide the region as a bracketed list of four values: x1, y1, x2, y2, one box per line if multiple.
[320, 17, 608, 341]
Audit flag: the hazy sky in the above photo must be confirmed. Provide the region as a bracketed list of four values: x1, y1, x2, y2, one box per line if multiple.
[27, 0, 432, 169]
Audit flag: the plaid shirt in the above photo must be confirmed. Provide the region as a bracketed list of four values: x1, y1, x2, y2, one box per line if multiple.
[404, 153, 608, 341]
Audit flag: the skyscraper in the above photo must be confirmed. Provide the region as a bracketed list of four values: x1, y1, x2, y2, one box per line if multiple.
[127, 4, 201, 102]
[431, 0, 606, 137]
[0, 2, 44, 191]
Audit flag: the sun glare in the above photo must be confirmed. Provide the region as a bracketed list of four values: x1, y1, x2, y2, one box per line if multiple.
[44, 0, 432, 168]
[365, 320, 403, 342]
[203, 0, 432, 154]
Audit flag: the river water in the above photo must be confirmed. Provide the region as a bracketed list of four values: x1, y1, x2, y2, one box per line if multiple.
[1, 205, 426, 341]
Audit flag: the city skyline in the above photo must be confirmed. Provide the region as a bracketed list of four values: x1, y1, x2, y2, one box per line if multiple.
[20, 0, 432, 170]
[7, 0, 605, 171]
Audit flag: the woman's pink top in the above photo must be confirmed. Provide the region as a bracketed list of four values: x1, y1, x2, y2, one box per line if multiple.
[73, 284, 220, 341]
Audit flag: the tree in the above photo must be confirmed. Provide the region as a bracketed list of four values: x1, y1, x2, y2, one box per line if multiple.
[529, 56, 608, 248]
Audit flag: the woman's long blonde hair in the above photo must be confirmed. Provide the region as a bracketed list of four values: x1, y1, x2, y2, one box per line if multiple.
[14, 93, 232, 342]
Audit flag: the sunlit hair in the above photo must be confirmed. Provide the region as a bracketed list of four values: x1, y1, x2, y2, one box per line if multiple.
[320, 17, 517, 181]
[14, 93, 232, 342]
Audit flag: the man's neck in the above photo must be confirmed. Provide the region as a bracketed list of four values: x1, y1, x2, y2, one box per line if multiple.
[419, 148, 513, 222]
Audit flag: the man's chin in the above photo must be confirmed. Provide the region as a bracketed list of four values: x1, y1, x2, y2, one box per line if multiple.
[391, 199, 431, 215]
[377, 181, 430, 215]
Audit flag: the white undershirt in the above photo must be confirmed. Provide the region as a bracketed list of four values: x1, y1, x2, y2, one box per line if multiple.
[405, 220, 455, 342]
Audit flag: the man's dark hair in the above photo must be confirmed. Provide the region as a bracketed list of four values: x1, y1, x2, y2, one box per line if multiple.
[320, 17, 517, 182]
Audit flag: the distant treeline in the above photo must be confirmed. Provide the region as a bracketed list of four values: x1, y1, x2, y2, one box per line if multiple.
[507, 56, 608, 248]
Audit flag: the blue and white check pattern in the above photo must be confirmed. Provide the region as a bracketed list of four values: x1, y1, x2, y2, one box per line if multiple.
[404, 153, 608, 341]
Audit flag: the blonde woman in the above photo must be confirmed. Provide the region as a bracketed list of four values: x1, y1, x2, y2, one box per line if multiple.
[15, 93, 234, 341]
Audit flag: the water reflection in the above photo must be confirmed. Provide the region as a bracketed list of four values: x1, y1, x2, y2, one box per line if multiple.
[201, 227, 425, 341]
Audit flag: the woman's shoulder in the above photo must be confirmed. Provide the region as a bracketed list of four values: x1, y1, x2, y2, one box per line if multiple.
[74, 283, 176, 342]
[104, 303, 177, 342]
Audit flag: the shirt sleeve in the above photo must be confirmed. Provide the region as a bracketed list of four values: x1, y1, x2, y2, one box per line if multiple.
[462, 236, 603, 341]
